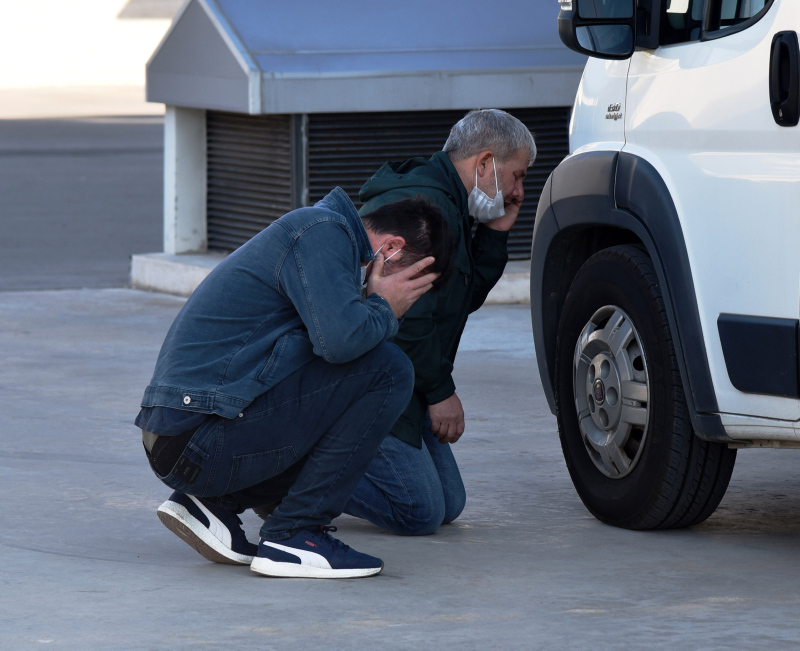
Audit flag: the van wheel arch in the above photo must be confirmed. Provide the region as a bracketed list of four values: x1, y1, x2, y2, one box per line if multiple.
[530, 150, 728, 443]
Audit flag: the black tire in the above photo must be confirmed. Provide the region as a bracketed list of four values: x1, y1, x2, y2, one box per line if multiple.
[554, 245, 736, 530]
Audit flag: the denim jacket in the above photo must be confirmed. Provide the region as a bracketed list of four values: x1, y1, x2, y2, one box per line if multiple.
[139, 188, 398, 419]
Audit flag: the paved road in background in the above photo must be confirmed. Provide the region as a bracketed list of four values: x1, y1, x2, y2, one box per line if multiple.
[0, 117, 163, 290]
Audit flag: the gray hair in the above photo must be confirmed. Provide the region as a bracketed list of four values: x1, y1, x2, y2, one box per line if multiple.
[443, 109, 536, 167]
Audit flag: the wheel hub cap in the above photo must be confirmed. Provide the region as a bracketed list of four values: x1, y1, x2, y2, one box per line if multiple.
[573, 306, 650, 479]
[593, 378, 606, 405]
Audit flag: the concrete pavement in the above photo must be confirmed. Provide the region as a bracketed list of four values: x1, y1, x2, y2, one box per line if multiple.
[1, 290, 799, 647]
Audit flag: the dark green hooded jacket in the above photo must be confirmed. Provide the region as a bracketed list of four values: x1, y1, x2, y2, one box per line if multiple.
[359, 151, 509, 448]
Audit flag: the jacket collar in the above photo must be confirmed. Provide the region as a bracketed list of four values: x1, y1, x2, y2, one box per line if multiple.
[318, 187, 374, 263]
[428, 151, 469, 217]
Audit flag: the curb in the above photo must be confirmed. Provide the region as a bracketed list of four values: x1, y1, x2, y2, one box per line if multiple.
[131, 252, 225, 296]
[131, 253, 531, 304]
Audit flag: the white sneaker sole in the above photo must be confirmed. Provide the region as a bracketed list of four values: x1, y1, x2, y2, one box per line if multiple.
[157, 500, 254, 566]
[250, 556, 383, 579]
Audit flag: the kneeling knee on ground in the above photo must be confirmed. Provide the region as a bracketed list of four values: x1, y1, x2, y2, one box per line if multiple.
[392, 496, 446, 536]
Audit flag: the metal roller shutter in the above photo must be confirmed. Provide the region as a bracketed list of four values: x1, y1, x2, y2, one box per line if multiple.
[206, 108, 570, 258]
[307, 108, 570, 260]
[206, 111, 294, 252]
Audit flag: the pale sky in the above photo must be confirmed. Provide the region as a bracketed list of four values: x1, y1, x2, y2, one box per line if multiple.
[0, 0, 172, 89]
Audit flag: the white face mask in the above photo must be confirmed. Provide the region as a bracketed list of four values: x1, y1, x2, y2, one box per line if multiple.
[468, 158, 505, 223]
[360, 242, 403, 296]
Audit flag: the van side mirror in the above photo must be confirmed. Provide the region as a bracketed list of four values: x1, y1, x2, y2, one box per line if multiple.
[558, 0, 638, 60]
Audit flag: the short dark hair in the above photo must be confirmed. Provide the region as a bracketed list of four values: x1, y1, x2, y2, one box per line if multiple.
[361, 196, 454, 291]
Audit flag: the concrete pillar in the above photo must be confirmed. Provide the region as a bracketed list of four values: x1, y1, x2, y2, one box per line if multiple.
[163, 106, 207, 254]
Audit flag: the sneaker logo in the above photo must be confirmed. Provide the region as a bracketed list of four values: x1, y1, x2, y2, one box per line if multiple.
[188, 495, 232, 548]
[262, 541, 331, 569]
[305, 541, 318, 548]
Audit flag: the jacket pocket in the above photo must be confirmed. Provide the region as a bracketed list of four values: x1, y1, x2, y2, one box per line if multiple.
[257, 330, 316, 388]
[257, 332, 291, 384]
[453, 259, 472, 292]
[224, 446, 297, 495]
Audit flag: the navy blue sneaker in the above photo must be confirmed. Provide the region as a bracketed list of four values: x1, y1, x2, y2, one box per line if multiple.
[250, 526, 384, 578]
[157, 491, 258, 565]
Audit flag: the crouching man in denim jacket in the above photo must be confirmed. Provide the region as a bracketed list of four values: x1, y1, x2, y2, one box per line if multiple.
[135, 188, 453, 579]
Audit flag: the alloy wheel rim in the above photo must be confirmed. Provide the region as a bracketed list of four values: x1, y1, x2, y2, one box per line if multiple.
[572, 305, 650, 479]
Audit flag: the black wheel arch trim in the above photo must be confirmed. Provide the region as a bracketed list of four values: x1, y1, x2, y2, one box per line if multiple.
[530, 149, 731, 443]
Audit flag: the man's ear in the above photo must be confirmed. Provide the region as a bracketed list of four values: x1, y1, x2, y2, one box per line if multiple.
[382, 236, 406, 259]
[476, 150, 495, 179]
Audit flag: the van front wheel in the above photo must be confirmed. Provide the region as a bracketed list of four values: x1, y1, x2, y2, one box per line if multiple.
[554, 245, 736, 529]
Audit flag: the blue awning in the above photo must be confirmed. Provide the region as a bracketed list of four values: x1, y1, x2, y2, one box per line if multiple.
[147, 0, 586, 114]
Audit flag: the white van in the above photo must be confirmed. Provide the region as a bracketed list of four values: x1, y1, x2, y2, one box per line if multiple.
[531, 0, 800, 529]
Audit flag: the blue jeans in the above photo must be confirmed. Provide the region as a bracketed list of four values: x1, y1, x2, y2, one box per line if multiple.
[154, 342, 413, 541]
[343, 415, 466, 535]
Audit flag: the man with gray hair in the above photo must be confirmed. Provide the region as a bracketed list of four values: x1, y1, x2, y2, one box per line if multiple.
[340, 109, 536, 535]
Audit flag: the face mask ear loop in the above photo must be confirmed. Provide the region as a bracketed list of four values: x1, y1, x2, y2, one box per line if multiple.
[365, 242, 385, 275]
[493, 158, 499, 195]
[385, 247, 402, 262]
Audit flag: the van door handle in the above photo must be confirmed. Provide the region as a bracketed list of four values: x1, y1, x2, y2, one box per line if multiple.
[769, 31, 800, 127]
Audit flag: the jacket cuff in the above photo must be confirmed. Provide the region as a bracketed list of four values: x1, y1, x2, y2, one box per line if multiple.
[474, 223, 510, 248]
[424, 375, 457, 406]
